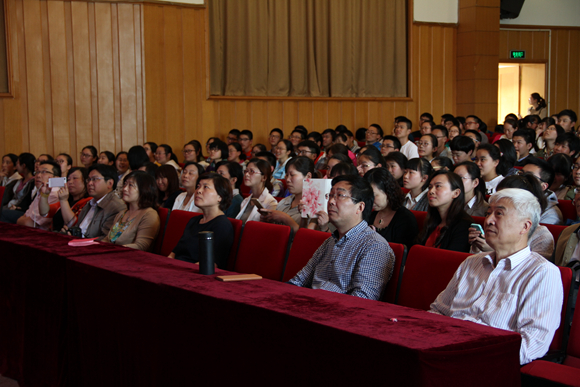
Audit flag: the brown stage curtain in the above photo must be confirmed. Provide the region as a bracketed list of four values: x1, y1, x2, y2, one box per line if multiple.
[209, 0, 407, 98]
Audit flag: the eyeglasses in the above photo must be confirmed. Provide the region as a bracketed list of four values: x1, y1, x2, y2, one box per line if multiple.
[367, 131, 379, 136]
[36, 170, 55, 176]
[244, 169, 262, 176]
[80, 153, 92, 158]
[289, 135, 302, 140]
[86, 177, 105, 183]
[182, 149, 194, 154]
[239, 137, 250, 142]
[416, 141, 430, 147]
[297, 150, 313, 155]
[381, 144, 394, 149]
[325, 192, 360, 203]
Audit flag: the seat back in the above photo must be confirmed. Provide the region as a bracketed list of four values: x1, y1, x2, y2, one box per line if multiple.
[410, 210, 427, 231]
[471, 216, 485, 228]
[550, 266, 573, 352]
[160, 210, 202, 256]
[282, 228, 329, 282]
[235, 221, 291, 281]
[225, 218, 243, 271]
[397, 245, 470, 310]
[558, 200, 576, 223]
[382, 243, 408, 304]
[0, 186, 4, 205]
[153, 207, 170, 254]
[543, 223, 567, 245]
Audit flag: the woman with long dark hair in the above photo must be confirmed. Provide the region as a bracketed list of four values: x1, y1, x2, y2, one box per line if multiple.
[235, 158, 278, 223]
[453, 161, 488, 217]
[365, 168, 418, 247]
[416, 170, 472, 252]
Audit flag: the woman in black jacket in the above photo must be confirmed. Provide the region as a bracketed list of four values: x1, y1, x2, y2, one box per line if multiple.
[416, 170, 472, 252]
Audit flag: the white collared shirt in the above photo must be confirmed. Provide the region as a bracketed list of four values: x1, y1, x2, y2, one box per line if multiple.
[404, 189, 427, 210]
[430, 247, 563, 365]
[78, 195, 107, 237]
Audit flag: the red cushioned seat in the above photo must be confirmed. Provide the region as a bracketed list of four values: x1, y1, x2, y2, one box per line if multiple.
[225, 218, 243, 271]
[382, 242, 408, 304]
[159, 210, 202, 256]
[281, 228, 329, 282]
[543, 223, 568, 245]
[234, 221, 291, 281]
[559, 200, 576, 223]
[521, 266, 577, 385]
[152, 207, 170, 255]
[0, 186, 5, 205]
[471, 216, 485, 228]
[397, 245, 470, 310]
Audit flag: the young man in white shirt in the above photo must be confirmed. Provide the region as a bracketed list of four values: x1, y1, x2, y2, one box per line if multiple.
[394, 118, 419, 159]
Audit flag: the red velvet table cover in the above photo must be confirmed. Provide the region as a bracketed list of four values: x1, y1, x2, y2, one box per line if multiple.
[0, 224, 522, 387]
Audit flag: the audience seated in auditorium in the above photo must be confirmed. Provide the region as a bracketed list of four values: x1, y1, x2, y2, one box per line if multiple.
[432, 188, 562, 365]
[554, 131, 580, 158]
[432, 125, 452, 159]
[522, 157, 563, 225]
[557, 109, 577, 133]
[114, 151, 131, 198]
[365, 168, 418, 247]
[417, 133, 438, 163]
[127, 145, 150, 172]
[55, 153, 72, 177]
[416, 170, 472, 252]
[80, 146, 98, 168]
[227, 142, 247, 168]
[1, 153, 21, 188]
[464, 129, 482, 152]
[394, 117, 419, 160]
[288, 128, 306, 148]
[216, 161, 244, 218]
[288, 174, 395, 301]
[155, 144, 181, 172]
[512, 129, 535, 166]
[64, 164, 126, 239]
[236, 158, 278, 224]
[205, 139, 228, 173]
[447, 124, 460, 143]
[403, 158, 432, 211]
[272, 139, 293, 180]
[565, 157, 580, 201]
[356, 147, 385, 177]
[226, 128, 240, 144]
[431, 156, 454, 172]
[251, 143, 267, 158]
[453, 161, 488, 217]
[16, 160, 61, 230]
[384, 152, 407, 187]
[155, 165, 182, 210]
[143, 142, 158, 164]
[255, 151, 284, 196]
[536, 123, 564, 159]
[475, 143, 505, 195]
[101, 171, 160, 252]
[98, 151, 115, 166]
[324, 154, 351, 179]
[365, 124, 383, 150]
[464, 115, 489, 144]
[380, 135, 400, 157]
[260, 156, 314, 233]
[169, 173, 233, 269]
[268, 128, 283, 153]
[1, 153, 36, 223]
[172, 162, 204, 213]
[238, 130, 254, 159]
[469, 174, 553, 259]
[554, 189, 580, 266]
[183, 140, 209, 169]
[39, 167, 91, 232]
[450, 135, 475, 165]
[547, 153, 574, 200]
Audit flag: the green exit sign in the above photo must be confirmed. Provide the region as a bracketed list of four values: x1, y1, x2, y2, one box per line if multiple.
[510, 50, 526, 59]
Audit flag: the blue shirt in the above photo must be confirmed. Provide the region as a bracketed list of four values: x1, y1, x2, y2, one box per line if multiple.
[289, 220, 394, 300]
[372, 141, 381, 150]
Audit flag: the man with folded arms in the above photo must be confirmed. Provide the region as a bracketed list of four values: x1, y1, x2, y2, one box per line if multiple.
[430, 188, 562, 365]
[288, 175, 395, 301]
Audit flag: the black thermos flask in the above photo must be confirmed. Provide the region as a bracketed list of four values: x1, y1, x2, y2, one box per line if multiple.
[198, 231, 215, 275]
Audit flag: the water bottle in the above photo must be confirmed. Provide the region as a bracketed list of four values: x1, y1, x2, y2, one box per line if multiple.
[198, 231, 215, 275]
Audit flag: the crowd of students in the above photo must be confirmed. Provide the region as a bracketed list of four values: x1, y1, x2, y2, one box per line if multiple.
[1, 107, 579, 260]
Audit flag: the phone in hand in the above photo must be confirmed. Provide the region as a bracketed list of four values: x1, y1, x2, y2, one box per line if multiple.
[471, 223, 485, 237]
[49, 177, 67, 188]
[250, 198, 264, 210]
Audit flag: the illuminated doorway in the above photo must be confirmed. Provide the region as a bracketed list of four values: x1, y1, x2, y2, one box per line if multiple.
[498, 63, 546, 123]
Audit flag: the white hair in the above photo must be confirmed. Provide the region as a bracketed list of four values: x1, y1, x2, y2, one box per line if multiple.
[489, 188, 541, 239]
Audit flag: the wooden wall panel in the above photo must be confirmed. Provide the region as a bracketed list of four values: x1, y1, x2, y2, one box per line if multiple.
[0, 0, 146, 165]
[142, 4, 458, 154]
[500, 28, 580, 121]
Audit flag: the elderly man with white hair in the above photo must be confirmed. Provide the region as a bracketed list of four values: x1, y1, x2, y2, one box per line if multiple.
[430, 188, 563, 365]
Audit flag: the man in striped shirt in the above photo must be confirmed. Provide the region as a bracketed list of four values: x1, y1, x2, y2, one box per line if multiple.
[430, 188, 563, 365]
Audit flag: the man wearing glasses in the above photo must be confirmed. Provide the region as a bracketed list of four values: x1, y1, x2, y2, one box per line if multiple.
[64, 164, 125, 238]
[15, 160, 61, 230]
[238, 130, 254, 159]
[521, 158, 563, 225]
[288, 175, 395, 301]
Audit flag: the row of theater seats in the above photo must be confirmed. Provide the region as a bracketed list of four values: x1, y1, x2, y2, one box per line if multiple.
[155, 207, 578, 383]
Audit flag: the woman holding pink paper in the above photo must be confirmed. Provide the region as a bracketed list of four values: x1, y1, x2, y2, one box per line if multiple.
[260, 157, 314, 233]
